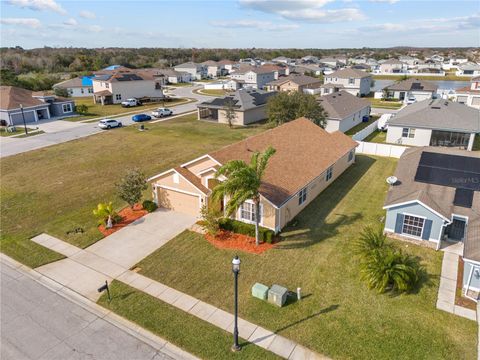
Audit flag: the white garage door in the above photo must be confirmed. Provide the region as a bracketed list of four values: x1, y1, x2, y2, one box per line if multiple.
[158, 188, 200, 217]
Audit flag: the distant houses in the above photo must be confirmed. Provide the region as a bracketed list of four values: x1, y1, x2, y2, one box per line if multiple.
[265, 74, 322, 94]
[323, 68, 372, 96]
[53, 76, 94, 97]
[454, 76, 480, 109]
[382, 78, 438, 103]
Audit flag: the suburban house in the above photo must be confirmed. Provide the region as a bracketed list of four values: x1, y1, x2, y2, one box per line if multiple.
[148, 118, 358, 232]
[301, 55, 319, 64]
[323, 68, 372, 96]
[398, 55, 419, 67]
[319, 57, 340, 68]
[229, 68, 275, 89]
[258, 64, 289, 80]
[201, 61, 228, 78]
[385, 99, 479, 150]
[53, 76, 94, 97]
[0, 86, 76, 126]
[265, 74, 322, 93]
[92, 69, 165, 105]
[158, 69, 192, 84]
[454, 76, 480, 109]
[292, 64, 324, 76]
[196, 89, 275, 125]
[217, 60, 237, 73]
[173, 62, 207, 80]
[383, 78, 438, 103]
[272, 56, 292, 65]
[456, 62, 480, 77]
[383, 147, 480, 297]
[317, 91, 371, 133]
[378, 59, 408, 74]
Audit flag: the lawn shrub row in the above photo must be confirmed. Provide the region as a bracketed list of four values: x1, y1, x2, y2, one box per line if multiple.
[219, 218, 274, 243]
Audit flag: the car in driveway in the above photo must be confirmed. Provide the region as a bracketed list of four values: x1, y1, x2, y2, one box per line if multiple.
[132, 114, 152, 122]
[98, 119, 122, 129]
[121, 98, 141, 107]
[151, 108, 173, 118]
[406, 96, 417, 105]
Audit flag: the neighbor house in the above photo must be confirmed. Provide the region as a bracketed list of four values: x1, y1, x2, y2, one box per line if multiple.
[385, 99, 479, 150]
[53, 76, 94, 97]
[378, 59, 408, 74]
[456, 62, 480, 77]
[383, 147, 480, 298]
[201, 61, 228, 78]
[174, 62, 207, 80]
[317, 91, 371, 133]
[217, 60, 237, 73]
[272, 56, 292, 65]
[196, 89, 276, 125]
[323, 68, 372, 96]
[319, 57, 340, 68]
[92, 69, 165, 105]
[258, 64, 289, 80]
[158, 69, 192, 84]
[148, 118, 357, 232]
[265, 74, 322, 93]
[454, 76, 480, 109]
[383, 78, 438, 103]
[229, 68, 275, 89]
[0, 86, 76, 126]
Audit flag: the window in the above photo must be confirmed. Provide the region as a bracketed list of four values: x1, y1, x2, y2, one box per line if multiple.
[348, 78, 355, 85]
[348, 150, 354, 162]
[62, 103, 72, 113]
[80, 88, 84, 94]
[298, 187, 307, 205]
[88, 88, 93, 94]
[326, 166, 333, 181]
[240, 202, 261, 223]
[68, 89, 73, 95]
[402, 215, 425, 237]
[105, 83, 110, 89]
[402, 128, 415, 138]
[115, 94, 122, 100]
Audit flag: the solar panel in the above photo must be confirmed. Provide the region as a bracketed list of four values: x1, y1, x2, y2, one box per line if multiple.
[411, 82, 423, 90]
[454, 188, 474, 208]
[414, 152, 480, 192]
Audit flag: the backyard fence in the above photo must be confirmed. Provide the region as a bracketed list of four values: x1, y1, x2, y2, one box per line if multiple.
[352, 119, 379, 141]
[355, 141, 407, 158]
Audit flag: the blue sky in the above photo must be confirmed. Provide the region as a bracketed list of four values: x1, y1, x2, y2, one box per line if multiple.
[1, 0, 478, 49]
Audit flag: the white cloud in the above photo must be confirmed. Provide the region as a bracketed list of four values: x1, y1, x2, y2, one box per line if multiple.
[63, 18, 77, 26]
[8, 0, 67, 15]
[79, 10, 96, 19]
[87, 25, 102, 33]
[239, 0, 365, 23]
[210, 19, 299, 31]
[369, 0, 399, 4]
[0, 17, 42, 28]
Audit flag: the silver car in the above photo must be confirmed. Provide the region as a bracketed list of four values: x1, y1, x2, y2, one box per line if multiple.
[98, 119, 122, 129]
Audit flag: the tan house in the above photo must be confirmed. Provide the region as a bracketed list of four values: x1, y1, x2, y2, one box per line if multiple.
[323, 68, 372, 96]
[265, 74, 322, 93]
[148, 118, 357, 232]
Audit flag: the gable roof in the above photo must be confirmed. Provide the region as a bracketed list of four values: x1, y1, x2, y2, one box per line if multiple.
[0, 86, 46, 110]
[317, 91, 370, 120]
[385, 78, 438, 92]
[209, 118, 357, 207]
[174, 62, 202, 69]
[327, 68, 371, 79]
[388, 99, 480, 132]
[267, 74, 321, 87]
[382, 59, 406, 65]
[197, 89, 276, 111]
[174, 166, 209, 195]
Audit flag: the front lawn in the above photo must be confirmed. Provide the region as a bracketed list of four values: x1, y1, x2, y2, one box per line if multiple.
[0, 126, 38, 137]
[136, 155, 477, 359]
[344, 115, 379, 136]
[0, 114, 267, 268]
[363, 129, 388, 143]
[367, 98, 403, 109]
[98, 281, 280, 359]
[194, 88, 228, 97]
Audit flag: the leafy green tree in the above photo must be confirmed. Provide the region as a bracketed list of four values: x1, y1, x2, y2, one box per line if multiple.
[116, 169, 147, 208]
[267, 91, 327, 128]
[213, 146, 276, 246]
[54, 87, 69, 98]
[199, 205, 221, 236]
[224, 98, 237, 128]
[75, 104, 89, 114]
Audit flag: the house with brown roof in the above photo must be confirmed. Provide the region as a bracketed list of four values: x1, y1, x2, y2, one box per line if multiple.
[323, 68, 372, 96]
[383, 147, 480, 298]
[53, 76, 94, 97]
[317, 91, 371, 133]
[454, 76, 480, 109]
[148, 118, 357, 232]
[0, 86, 76, 126]
[265, 74, 322, 93]
[383, 78, 438, 103]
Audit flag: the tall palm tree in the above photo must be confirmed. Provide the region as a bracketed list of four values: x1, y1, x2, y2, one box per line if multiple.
[213, 146, 276, 246]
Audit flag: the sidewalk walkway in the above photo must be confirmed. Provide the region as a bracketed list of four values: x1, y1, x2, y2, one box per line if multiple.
[436, 244, 476, 321]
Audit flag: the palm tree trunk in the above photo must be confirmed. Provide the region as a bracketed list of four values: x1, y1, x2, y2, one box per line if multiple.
[254, 200, 260, 246]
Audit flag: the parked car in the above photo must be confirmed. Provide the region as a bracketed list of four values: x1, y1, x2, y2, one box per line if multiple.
[98, 119, 122, 129]
[377, 113, 393, 131]
[406, 96, 416, 105]
[121, 98, 141, 107]
[151, 108, 173, 118]
[132, 114, 152, 122]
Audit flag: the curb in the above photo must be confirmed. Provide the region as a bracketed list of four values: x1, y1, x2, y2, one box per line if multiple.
[0, 253, 199, 360]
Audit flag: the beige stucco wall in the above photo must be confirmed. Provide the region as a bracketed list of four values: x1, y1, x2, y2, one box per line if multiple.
[217, 106, 267, 126]
[153, 171, 200, 194]
[386, 126, 432, 146]
[93, 79, 163, 104]
[184, 157, 218, 175]
[231, 196, 277, 231]
[156, 187, 201, 216]
[277, 150, 354, 229]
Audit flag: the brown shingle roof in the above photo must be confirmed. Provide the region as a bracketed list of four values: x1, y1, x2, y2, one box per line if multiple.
[385, 78, 438, 92]
[267, 74, 322, 87]
[0, 86, 45, 110]
[317, 91, 370, 120]
[327, 68, 371, 79]
[209, 118, 357, 206]
[175, 166, 209, 195]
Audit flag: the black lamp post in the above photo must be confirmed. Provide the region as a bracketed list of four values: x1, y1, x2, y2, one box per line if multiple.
[19, 104, 28, 135]
[231, 255, 241, 352]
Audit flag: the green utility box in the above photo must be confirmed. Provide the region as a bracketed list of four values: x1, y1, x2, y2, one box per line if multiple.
[268, 284, 288, 307]
[252, 283, 269, 300]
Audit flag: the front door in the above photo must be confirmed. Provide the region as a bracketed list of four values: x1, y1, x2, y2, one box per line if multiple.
[448, 219, 466, 241]
[399, 92, 406, 100]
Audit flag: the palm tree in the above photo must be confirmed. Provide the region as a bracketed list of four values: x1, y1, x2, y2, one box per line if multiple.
[213, 146, 276, 246]
[352, 226, 389, 257]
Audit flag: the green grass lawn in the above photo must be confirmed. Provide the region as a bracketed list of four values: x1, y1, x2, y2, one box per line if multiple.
[472, 134, 480, 151]
[344, 115, 379, 136]
[194, 88, 228, 97]
[363, 130, 387, 143]
[136, 155, 477, 359]
[0, 126, 38, 137]
[98, 281, 280, 359]
[0, 114, 267, 268]
[372, 74, 470, 81]
[367, 98, 403, 109]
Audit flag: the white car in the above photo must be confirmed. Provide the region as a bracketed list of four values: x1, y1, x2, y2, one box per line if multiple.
[377, 114, 393, 131]
[121, 98, 140, 107]
[406, 96, 416, 105]
[151, 108, 173, 118]
[98, 119, 122, 129]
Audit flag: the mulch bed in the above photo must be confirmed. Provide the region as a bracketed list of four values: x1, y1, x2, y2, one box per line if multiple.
[205, 230, 275, 254]
[455, 257, 477, 310]
[98, 204, 148, 237]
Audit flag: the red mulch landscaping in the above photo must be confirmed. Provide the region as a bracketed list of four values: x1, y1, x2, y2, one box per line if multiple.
[205, 230, 275, 254]
[98, 204, 148, 237]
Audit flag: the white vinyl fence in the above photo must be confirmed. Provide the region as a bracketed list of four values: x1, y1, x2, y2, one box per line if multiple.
[352, 119, 379, 141]
[355, 141, 407, 158]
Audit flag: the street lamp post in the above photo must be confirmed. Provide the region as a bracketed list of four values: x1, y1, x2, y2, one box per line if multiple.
[231, 255, 241, 352]
[19, 104, 28, 135]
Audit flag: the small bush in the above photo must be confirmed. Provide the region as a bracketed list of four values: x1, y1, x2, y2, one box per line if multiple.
[75, 104, 89, 114]
[142, 200, 157, 213]
[219, 218, 275, 243]
[200, 205, 222, 235]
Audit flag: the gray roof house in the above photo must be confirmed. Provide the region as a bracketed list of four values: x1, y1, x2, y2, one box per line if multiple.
[317, 91, 371, 133]
[197, 88, 276, 126]
[383, 147, 480, 298]
[173, 62, 207, 80]
[0, 86, 76, 126]
[383, 78, 438, 103]
[323, 68, 372, 96]
[385, 99, 480, 150]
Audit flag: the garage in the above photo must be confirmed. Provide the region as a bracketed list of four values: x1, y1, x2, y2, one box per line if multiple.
[156, 187, 200, 217]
